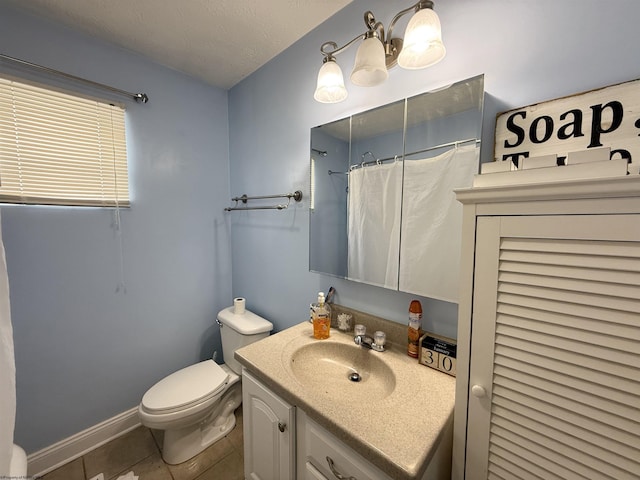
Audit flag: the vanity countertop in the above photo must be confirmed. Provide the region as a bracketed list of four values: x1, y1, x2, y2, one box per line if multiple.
[235, 321, 456, 480]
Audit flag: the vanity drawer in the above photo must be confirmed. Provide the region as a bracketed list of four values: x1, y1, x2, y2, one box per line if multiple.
[297, 410, 393, 480]
[304, 461, 330, 480]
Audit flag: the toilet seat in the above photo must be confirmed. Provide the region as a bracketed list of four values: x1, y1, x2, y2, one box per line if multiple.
[141, 360, 229, 414]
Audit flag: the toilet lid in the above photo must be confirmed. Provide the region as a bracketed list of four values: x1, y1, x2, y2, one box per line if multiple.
[142, 360, 229, 413]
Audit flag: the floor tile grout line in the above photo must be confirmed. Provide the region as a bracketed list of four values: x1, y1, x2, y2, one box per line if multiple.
[194, 446, 240, 480]
[109, 450, 157, 480]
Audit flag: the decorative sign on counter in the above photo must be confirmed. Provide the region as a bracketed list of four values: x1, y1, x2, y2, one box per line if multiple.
[419, 332, 456, 376]
[494, 77, 640, 166]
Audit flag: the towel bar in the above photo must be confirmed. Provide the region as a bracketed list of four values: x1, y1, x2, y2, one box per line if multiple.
[225, 190, 303, 211]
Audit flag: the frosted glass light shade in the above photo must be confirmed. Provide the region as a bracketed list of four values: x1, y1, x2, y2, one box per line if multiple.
[314, 59, 348, 103]
[397, 8, 446, 69]
[350, 37, 388, 87]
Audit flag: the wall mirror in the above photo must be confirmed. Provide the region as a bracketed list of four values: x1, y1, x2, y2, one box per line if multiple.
[310, 75, 484, 302]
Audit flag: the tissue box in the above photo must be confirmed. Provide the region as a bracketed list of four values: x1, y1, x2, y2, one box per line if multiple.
[419, 332, 457, 377]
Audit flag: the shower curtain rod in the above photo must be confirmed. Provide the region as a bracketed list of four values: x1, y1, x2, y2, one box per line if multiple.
[328, 137, 480, 175]
[0, 53, 149, 104]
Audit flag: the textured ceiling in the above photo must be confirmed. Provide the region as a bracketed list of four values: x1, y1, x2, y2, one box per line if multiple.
[5, 0, 353, 89]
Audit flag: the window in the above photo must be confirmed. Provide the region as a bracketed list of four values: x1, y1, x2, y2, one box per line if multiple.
[0, 75, 130, 207]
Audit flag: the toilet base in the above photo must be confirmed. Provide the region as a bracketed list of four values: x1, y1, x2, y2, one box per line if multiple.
[162, 381, 242, 465]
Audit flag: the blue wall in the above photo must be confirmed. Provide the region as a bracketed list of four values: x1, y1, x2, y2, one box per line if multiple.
[0, 3, 232, 453]
[228, 0, 640, 335]
[3, 0, 640, 457]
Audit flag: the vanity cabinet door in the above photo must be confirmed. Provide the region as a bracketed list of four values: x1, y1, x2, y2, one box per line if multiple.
[242, 369, 295, 480]
[297, 409, 394, 480]
[465, 214, 640, 479]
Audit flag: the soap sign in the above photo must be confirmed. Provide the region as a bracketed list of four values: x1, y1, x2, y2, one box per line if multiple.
[495, 78, 640, 165]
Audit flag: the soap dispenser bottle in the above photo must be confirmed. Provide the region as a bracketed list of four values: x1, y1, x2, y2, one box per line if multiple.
[312, 292, 331, 339]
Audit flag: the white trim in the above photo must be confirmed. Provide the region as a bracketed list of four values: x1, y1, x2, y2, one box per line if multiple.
[457, 174, 640, 205]
[27, 407, 141, 477]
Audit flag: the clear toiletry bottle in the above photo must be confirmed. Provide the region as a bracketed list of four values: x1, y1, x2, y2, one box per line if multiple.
[312, 292, 331, 340]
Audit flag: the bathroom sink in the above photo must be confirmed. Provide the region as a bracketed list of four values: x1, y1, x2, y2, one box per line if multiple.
[286, 340, 396, 401]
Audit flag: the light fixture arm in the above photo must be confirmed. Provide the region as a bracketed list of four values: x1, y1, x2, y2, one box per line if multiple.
[363, 11, 385, 41]
[320, 34, 366, 60]
[384, 1, 436, 67]
[319, 10, 387, 60]
[387, 0, 433, 41]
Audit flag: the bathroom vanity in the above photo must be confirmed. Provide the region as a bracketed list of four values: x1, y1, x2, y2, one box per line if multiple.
[235, 318, 456, 480]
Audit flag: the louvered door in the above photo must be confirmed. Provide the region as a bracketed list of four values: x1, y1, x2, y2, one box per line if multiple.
[465, 214, 640, 480]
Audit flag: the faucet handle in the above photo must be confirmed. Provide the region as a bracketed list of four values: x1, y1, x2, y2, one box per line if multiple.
[354, 324, 366, 336]
[374, 331, 386, 348]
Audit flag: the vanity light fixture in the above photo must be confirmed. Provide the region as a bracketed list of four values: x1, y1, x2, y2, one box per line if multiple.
[313, 1, 445, 103]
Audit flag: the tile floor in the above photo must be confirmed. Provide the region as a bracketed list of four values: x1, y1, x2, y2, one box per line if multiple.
[40, 407, 244, 480]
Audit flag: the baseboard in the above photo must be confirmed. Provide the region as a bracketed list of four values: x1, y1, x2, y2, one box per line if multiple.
[27, 407, 141, 477]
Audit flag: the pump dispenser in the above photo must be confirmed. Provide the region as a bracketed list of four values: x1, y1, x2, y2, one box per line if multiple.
[312, 292, 331, 339]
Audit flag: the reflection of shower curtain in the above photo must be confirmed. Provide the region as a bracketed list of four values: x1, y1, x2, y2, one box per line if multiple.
[348, 161, 402, 289]
[0, 212, 15, 475]
[399, 145, 479, 301]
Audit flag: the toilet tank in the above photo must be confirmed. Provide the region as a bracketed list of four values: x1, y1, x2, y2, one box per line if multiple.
[217, 307, 273, 374]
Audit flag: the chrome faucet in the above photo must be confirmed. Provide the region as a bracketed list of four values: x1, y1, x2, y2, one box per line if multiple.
[354, 325, 386, 352]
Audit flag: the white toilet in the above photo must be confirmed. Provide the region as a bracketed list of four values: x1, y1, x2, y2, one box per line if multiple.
[138, 307, 273, 464]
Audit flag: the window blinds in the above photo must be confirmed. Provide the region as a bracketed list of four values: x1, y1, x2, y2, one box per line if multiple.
[0, 76, 129, 207]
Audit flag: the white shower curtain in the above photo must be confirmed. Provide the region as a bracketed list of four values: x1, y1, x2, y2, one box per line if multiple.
[399, 145, 479, 302]
[347, 161, 402, 289]
[0, 211, 15, 475]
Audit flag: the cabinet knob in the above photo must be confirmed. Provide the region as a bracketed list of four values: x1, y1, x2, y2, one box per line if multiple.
[278, 422, 286, 433]
[471, 385, 487, 398]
